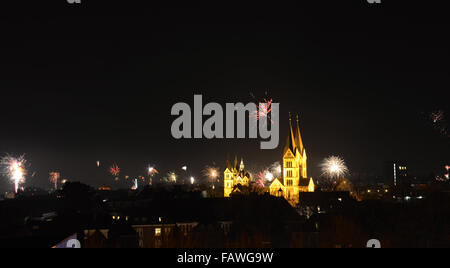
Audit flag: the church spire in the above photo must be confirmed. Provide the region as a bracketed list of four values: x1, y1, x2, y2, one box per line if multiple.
[226, 154, 231, 169]
[295, 114, 304, 153]
[283, 113, 297, 155]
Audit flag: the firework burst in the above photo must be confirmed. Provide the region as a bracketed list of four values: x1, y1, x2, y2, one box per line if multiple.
[202, 165, 220, 182]
[435, 175, 449, 182]
[320, 156, 349, 180]
[148, 166, 159, 176]
[430, 110, 444, 123]
[437, 165, 450, 182]
[1, 155, 27, 193]
[255, 170, 265, 180]
[428, 110, 449, 137]
[165, 171, 177, 183]
[255, 169, 274, 182]
[251, 99, 274, 125]
[109, 163, 120, 178]
[49, 171, 61, 190]
[254, 177, 266, 188]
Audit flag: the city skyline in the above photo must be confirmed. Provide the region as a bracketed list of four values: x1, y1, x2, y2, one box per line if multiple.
[0, 0, 449, 251]
[0, 2, 448, 192]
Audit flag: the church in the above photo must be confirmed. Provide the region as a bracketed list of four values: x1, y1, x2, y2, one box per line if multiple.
[224, 115, 315, 207]
[223, 157, 252, 198]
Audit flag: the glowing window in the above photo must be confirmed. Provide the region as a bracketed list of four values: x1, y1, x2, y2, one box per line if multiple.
[155, 228, 161, 237]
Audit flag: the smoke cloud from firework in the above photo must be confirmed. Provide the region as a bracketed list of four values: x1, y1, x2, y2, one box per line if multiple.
[267, 161, 282, 178]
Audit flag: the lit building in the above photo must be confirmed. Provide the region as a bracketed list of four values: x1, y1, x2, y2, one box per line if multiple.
[384, 161, 408, 186]
[223, 157, 251, 197]
[223, 115, 315, 206]
[269, 115, 314, 206]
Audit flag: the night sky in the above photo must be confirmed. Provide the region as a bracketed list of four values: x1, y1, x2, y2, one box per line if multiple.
[0, 1, 448, 191]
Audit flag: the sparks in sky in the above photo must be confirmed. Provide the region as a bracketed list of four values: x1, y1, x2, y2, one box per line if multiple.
[49, 171, 61, 190]
[428, 110, 449, 137]
[255, 177, 265, 188]
[131, 179, 138, 190]
[256, 169, 274, 182]
[430, 110, 444, 123]
[202, 165, 220, 182]
[109, 163, 120, 178]
[256, 170, 265, 180]
[148, 166, 159, 176]
[320, 156, 349, 180]
[436, 175, 449, 182]
[1, 155, 27, 193]
[166, 171, 177, 183]
[251, 98, 274, 125]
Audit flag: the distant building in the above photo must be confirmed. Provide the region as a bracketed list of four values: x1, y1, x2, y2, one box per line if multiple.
[223, 157, 251, 197]
[102, 196, 301, 248]
[384, 161, 408, 187]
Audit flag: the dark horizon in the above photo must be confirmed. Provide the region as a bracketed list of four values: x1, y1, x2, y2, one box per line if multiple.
[0, 1, 449, 192]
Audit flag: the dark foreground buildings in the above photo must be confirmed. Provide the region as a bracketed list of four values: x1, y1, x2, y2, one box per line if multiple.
[0, 183, 449, 248]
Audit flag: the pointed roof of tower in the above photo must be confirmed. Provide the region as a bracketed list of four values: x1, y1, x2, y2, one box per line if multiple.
[283, 113, 297, 155]
[226, 154, 232, 170]
[294, 114, 304, 153]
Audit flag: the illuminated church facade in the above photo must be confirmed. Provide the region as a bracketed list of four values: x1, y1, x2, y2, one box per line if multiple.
[224, 157, 251, 198]
[224, 115, 315, 207]
[269, 115, 315, 206]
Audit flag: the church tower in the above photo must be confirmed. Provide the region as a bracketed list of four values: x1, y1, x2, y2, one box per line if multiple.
[269, 114, 314, 206]
[224, 156, 251, 197]
[224, 157, 234, 197]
